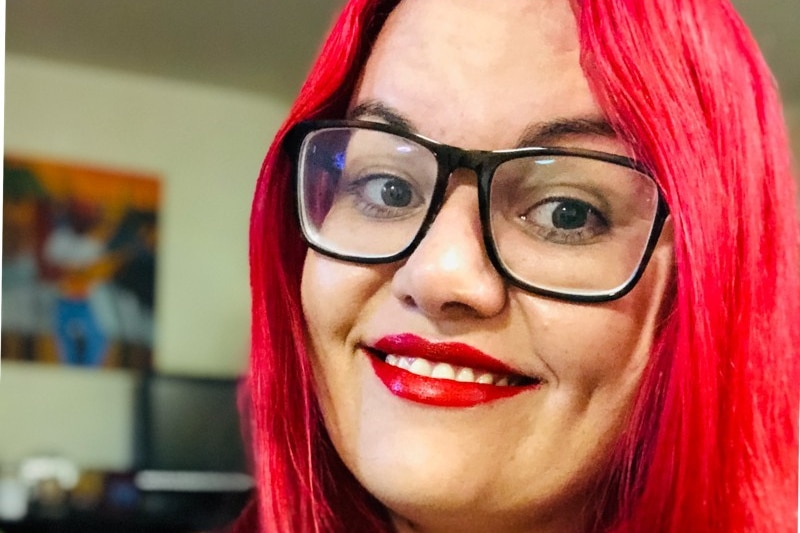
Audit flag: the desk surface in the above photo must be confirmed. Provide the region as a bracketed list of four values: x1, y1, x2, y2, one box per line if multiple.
[0, 489, 250, 533]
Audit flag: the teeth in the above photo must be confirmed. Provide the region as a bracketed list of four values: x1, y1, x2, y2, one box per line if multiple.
[455, 367, 475, 383]
[409, 358, 432, 376]
[431, 363, 456, 380]
[476, 373, 494, 385]
[384, 354, 517, 386]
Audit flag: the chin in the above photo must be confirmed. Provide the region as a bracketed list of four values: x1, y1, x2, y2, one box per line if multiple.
[368, 477, 589, 533]
[344, 442, 592, 533]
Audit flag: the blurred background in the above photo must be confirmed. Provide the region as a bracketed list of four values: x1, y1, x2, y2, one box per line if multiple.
[1, 1, 798, 531]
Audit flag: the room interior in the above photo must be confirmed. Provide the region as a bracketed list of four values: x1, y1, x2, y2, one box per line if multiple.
[1, 1, 798, 531]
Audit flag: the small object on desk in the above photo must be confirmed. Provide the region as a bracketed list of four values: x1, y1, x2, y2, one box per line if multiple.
[0, 472, 28, 522]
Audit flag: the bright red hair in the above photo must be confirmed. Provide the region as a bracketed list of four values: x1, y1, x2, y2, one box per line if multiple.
[238, 1, 799, 532]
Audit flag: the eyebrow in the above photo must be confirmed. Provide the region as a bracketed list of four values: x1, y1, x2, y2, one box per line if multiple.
[515, 117, 617, 148]
[348, 99, 618, 148]
[348, 100, 417, 131]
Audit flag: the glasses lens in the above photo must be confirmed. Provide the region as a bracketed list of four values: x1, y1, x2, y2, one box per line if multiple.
[298, 127, 438, 258]
[489, 155, 659, 295]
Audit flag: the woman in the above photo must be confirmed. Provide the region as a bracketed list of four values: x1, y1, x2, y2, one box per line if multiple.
[237, 0, 799, 531]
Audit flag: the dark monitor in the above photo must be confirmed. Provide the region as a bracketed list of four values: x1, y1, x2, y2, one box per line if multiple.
[134, 374, 249, 474]
[131, 374, 252, 529]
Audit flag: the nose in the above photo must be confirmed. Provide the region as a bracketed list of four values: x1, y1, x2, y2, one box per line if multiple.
[390, 172, 507, 319]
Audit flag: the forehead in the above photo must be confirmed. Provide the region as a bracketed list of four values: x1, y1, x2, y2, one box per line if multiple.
[352, 0, 604, 151]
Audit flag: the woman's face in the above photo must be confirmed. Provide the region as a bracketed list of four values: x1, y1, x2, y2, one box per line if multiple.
[301, 0, 673, 532]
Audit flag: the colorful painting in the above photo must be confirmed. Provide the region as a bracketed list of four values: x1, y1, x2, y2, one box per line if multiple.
[2, 156, 160, 369]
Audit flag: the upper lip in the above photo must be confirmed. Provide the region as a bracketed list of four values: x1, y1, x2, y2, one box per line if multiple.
[368, 333, 532, 379]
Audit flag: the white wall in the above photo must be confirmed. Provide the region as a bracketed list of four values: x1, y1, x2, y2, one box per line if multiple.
[1, 54, 288, 469]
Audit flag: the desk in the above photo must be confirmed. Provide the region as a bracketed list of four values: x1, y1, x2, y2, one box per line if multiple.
[0, 479, 251, 533]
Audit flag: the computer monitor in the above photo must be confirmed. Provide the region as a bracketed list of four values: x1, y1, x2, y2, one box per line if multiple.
[134, 374, 250, 476]
[131, 374, 252, 529]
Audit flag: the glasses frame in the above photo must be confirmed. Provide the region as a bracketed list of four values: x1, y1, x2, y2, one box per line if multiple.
[284, 119, 670, 303]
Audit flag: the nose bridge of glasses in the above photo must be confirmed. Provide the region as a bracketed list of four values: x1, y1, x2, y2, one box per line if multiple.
[414, 149, 489, 264]
[421, 144, 499, 231]
[425, 148, 486, 223]
[437, 145, 490, 177]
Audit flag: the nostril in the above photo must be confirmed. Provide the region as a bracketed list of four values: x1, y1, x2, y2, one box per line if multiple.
[440, 301, 474, 314]
[401, 295, 416, 308]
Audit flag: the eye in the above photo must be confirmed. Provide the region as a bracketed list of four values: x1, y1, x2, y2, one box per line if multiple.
[550, 201, 591, 229]
[520, 197, 609, 244]
[342, 172, 426, 220]
[363, 175, 414, 208]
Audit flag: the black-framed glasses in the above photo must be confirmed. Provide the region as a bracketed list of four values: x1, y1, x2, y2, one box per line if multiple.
[284, 119, 669, 303]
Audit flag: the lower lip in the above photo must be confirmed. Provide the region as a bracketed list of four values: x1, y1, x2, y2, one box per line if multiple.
[368, 353, 538, 408]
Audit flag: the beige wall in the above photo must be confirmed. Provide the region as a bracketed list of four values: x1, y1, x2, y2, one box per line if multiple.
[1, 54, 288, 469]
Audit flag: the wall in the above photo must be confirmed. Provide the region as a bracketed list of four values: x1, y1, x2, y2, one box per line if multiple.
[787, 103, 800, 163]
[785, 103, 800, 210]
[1, 54, 288, 469]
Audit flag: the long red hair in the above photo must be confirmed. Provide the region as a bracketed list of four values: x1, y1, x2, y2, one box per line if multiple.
[241, 1, 799, 531]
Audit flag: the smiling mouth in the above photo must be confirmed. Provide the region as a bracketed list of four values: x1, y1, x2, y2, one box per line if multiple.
[364, 337, 543, 408]
[376, 352, 537, 387]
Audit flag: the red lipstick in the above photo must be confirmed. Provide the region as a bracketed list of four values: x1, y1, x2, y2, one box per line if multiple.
[367, 333, 540, 408]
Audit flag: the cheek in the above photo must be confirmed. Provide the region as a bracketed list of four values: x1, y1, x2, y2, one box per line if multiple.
[301, 253, 358, 453]
[300, 251, 395, 443]
[523, 240, 673, 400]
[516, 302, 646, 420]
[301, 252, 389, 345]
